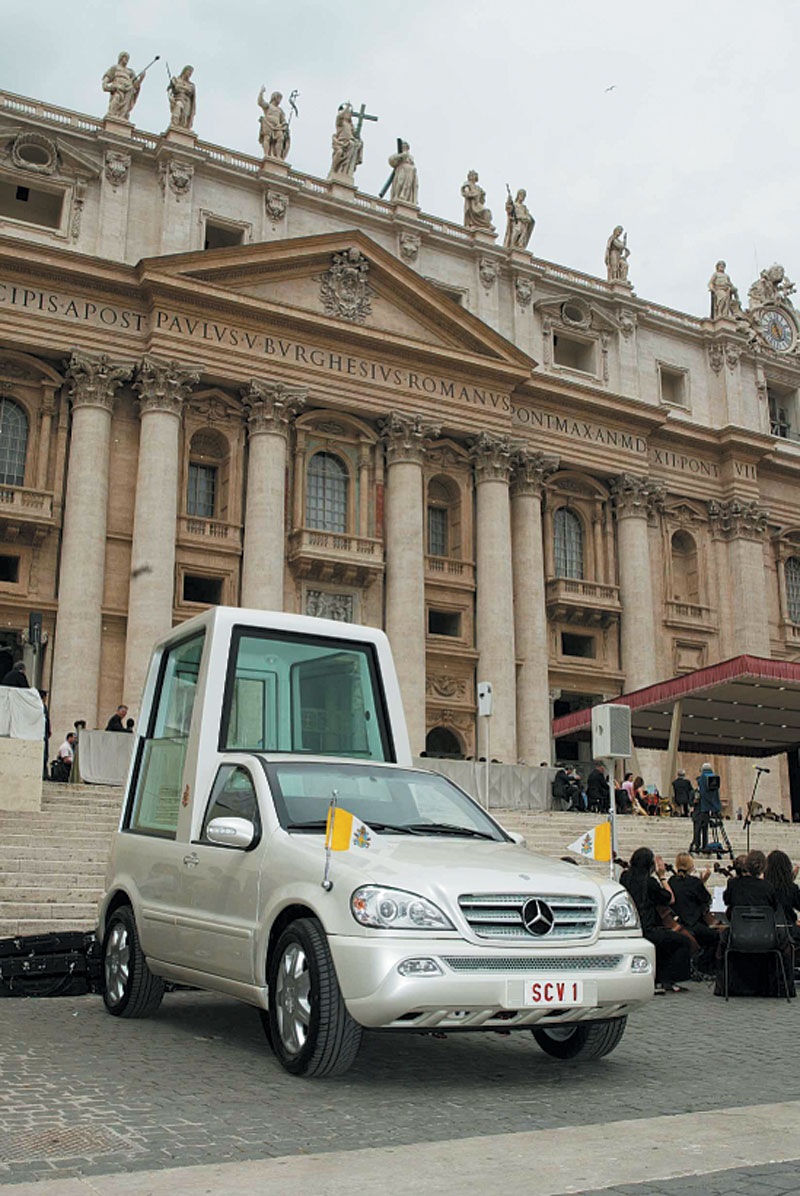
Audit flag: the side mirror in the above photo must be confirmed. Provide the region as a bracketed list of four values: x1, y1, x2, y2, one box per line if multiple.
[206, 816, 255, 849]
[507, 830, 527, 847]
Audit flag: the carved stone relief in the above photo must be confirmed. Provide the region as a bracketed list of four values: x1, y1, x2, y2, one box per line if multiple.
[158, 158, 194, 199]
[66, 351, 132, 412]
[305, 589, 354, 622]
[318, 247, 374, 324]
[707, 498, 769, 540]
[265, 190, 288, 221]
[469, 431, 513, 483]
[379, 411, 441, 465]
[11, 132, 59, 175]
[478, 256, 498, 290]
[514, 276, 533, 307]
[135, 356, 200, 416]
[104, 150, 131, 188]
[399, 231, 421, 262]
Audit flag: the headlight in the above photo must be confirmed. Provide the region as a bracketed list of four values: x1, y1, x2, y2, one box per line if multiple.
[601, 890, 640, 931]
[351, 886, 454, 930]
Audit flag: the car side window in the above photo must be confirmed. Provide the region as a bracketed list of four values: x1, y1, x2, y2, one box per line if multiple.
[200, 765, 261, 847]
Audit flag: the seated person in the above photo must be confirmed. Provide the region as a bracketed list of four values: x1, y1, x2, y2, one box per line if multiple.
[52, 732, 76, 782]
[670, 852, 722, 977]
[620, 847, 691, 994]
[631, 776, 649, 817]
[718, 849, 794, 998]
[764, 850, 800, 950]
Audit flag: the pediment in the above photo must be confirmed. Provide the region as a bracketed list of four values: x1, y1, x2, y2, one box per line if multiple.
[143, 230, 535, 372]
[0, 124, 100, 179]
[533, 293, 621, 334]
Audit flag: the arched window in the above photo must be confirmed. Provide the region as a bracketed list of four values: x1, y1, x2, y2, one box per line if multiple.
[786, 557, 800, 624]
[307, 452, 348, 533]
[671, 530, 700, 604]
[187, 429, 226, 519]
[0, 397, 28, 486]
[554, 508, 584, 579]
[425, 726, 464, 758]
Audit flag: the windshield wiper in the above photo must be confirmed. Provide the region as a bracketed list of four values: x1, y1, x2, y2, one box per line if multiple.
[285, 819, 327, 832]
[403, 822, 497, 840]
[285, 819, 417, 835]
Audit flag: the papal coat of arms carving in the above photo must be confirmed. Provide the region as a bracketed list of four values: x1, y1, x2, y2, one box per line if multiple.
[318, 247, 374, 324]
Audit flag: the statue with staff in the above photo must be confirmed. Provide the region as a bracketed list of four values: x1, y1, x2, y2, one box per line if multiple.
[380, 139, 418, 205]
[166, 63, 196, 130]
[102, 51, 160, 120]
[504, 185, 535, 250]
[257, 86, 292, 160]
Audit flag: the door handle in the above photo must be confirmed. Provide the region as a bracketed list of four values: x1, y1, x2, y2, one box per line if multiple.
[183, 853, 199, 868]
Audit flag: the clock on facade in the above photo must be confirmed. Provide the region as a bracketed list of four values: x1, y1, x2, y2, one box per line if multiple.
[759, 307, 796, 352]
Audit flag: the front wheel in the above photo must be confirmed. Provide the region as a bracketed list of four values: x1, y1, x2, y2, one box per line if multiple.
[102, 906, 165, 1018]
[268, 917, 362, 1077]
[532, 1016, 627, 1060]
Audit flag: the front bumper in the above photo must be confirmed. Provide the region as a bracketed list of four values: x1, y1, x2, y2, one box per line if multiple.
[329, 934, 655, 1030]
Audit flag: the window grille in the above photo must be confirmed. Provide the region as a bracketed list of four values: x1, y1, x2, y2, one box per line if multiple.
[187, 463, 217, 518]
[787, 557, 800, 624]
[428, 506, 448, 556]
[0, 398, 28, 486]
[307, 452, 348, 533]
[554, 507, 584, 579]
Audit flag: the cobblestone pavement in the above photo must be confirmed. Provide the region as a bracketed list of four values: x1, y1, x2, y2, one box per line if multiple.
[0, 984, 799, 1186]
[580, 1162, 800, 1195]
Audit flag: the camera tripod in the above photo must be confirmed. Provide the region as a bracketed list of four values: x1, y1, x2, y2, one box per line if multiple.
[698, 812, 734, 861]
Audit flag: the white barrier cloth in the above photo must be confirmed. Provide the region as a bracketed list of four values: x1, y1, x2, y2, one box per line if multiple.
[0, 688, 44, 740]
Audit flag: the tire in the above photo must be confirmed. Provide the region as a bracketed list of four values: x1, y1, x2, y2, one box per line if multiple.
[532, 1016, 627, 1061]
[268, 917, 362, 1077]
[102, 906, 165, 1019]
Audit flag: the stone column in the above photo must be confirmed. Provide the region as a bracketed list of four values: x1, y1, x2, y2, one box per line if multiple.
[379, 412, 440, 756]
[471, 432, 517, 763]
[241, 380, 306, 610]
[511, 450, 559, 764]
[707, 499, 771, 655]
[50, 353, 132, 738]
[123, 357, 199, 711]
[612, 474, 665, 692]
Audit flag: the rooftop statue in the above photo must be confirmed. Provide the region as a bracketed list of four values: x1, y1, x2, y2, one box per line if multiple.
[708, 260, 740, 320]
[168, 66, 196, 130]
[747, 263, 796, 310]
[258, 88, 291, 161]
[102, 52, 143, 120]
[387, 141, 418, 205]
[329, 103, 363, 180]
[504, 187, 535, 250]
[461, 170, 494, 231]
[605, 225, 630, 282]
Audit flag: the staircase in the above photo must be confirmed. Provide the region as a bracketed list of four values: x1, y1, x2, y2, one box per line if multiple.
[3, 786, 800, 937]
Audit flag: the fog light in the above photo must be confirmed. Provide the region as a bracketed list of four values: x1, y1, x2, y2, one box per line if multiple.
[397, 958, 443, 977]
[631, 955, 652, 974]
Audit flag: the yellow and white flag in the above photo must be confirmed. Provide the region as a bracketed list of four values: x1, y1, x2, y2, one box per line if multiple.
[567, 822, 611, 863]
[325, 805, 373, 852]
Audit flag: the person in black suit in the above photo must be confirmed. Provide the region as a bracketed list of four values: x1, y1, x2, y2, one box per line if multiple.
[105, 704, 129, 732]
[670, 852, 721, 977]
[620, 847, 691, 993]
[764, 850, 800, 950]
[1, 660, 30, 687]
[719, 849, 792, 998]
[586, 763, 610, 813]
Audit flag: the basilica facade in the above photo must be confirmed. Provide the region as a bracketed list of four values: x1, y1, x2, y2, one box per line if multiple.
[2, 80, 800, 811]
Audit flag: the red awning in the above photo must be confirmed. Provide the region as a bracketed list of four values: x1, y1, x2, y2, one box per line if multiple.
[552, 655, 800, 757]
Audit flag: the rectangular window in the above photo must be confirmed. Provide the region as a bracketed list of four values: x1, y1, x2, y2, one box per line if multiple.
[553, 334, 595, 373]
[221, 627, 392, 760]
[0, 555, 20, 584]
[0, 179, 64, 229]
[768, 384, 797, 440]
[561, 632, 596, 658]
[428, 609, 461, 637]
[204, 220, 246, 250]
[128, 632, 205, 838]
[187, 462, 217, 518]
[659, 365, 688, 408]
[183, 574, 223, 605]
[427, 506, 448, 556]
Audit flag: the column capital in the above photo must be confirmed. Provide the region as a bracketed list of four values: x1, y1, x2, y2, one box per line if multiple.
[469, 431, 513, 483]
[242, 379, 307, 436]
[378, 411, 440, 465]
[134, 356, 200, 416]
[510, 449, 560, 497]
[612, 472, 665, 519]
[707, 497, 769, 541]
[66, 351, 132, 412]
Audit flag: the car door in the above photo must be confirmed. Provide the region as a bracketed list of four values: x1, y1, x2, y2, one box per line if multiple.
[176, 763, 265, 985]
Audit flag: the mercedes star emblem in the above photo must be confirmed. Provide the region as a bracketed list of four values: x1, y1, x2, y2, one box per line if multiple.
[521, 898, 555, 936]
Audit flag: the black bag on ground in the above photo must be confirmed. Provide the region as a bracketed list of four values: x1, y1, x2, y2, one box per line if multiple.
[0, 931, 100, 998]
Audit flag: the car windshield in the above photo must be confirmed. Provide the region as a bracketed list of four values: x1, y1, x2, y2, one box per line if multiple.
[264, 762, 507, 842]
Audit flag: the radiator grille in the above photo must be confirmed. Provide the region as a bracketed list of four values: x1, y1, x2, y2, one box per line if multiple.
[440, 954, 621, 973]
[459, 893, 598, 941]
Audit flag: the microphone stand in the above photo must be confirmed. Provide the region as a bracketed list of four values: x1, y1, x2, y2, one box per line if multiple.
[743, 767, 768, 852]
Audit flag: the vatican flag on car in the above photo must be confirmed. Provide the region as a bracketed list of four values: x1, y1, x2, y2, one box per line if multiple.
[567, 822, 612, 862]
[325, 804, 373, 852]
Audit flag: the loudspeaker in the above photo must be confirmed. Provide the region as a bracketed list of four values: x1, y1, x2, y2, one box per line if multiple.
[477, 681, 493, 717]
[591, 704, 632, 758]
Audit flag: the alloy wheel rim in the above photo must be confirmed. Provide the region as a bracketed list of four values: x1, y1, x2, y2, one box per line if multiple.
[104, 922, 131, 1006]
[275, 942, 312, 1055]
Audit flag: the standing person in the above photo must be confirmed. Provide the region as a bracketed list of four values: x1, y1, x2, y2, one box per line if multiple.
[586, 762, 610, 813]
[105, 704, 129, 732]
[672, 769, 694, 818]
[670, 853, 721, 978]
[38, 688, 51, 781]
[764, 850, 800, 950]
[694, 763, 721, 853]
[620, 847, 691, 994]
[1, 660, 30, 687]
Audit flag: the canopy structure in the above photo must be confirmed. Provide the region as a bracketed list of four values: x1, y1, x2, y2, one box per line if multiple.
[552, 655, 800, 759]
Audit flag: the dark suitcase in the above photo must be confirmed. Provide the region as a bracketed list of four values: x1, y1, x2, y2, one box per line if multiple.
[0, 931, 101, 998]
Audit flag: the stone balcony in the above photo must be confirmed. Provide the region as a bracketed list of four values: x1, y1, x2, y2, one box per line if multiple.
[288, 527, 384, 586]
[177, 515, 242, 551]
[664, 599, 716, 632]
[424, 554, 476, 589]
[0, 485, 54, 543]
[545, 576, 621, 627]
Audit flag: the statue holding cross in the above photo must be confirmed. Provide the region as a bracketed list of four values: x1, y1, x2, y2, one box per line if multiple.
[328, 101, 377, 183]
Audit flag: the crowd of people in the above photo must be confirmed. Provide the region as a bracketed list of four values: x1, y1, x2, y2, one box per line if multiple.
[0, 660, 133, 782]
